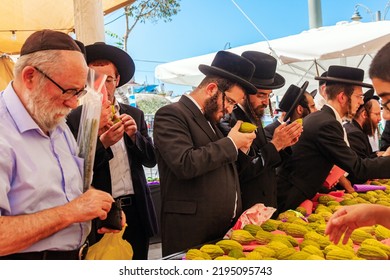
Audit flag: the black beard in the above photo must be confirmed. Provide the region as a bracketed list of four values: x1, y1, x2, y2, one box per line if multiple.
[204, 92, 220, 123]
[300, 108, 308, 119]
[361, 117, 377, 136]
[244, 100, 265, 126]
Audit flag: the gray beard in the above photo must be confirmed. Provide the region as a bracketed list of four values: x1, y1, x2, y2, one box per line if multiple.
[24, 87, 70, 132]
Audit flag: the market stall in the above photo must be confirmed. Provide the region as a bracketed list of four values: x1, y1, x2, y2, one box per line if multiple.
[172, 180, 390, 260]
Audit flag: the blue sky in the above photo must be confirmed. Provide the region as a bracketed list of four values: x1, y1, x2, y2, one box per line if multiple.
[104, 0, 390, 96]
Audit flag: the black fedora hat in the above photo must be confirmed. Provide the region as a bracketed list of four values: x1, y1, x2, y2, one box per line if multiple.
[280, 81, 309, 122]
[310, 89, 317, 98]
[363, 88, 379, 103]
[278, 84, 305, 112]
[315, 65, 372, 88]
[85, 42, 135, 87]
[241, 51, 285, 89]
[199, 50, 257, 95]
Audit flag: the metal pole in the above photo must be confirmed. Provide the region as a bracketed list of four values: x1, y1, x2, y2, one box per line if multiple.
[376, 11, 381, 21]
[308, 0, 323, 29]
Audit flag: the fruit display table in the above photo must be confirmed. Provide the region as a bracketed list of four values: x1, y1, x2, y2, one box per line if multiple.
[181, 181, 390, 260]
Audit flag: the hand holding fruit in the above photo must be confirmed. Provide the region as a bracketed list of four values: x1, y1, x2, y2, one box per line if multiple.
[98, 100, 113, 135]
[271, 121, 303, 151]
[99, 121, 124, 148]
[228, 120, 256, 151]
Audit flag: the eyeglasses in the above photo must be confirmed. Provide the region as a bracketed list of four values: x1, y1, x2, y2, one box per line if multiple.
[256, 92, 274, 101]
[381, 100, 390, 112]
[352, 93, 364, 100]
[218, 86, 238, 107]
[34, 67, 87, 100]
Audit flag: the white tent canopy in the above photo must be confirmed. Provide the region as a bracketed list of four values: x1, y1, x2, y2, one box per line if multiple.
[155, 20, 390, 95]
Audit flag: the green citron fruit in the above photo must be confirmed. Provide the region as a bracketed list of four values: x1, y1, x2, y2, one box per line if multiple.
[239, 122, 257, 133]
[295, 118, 303, 124]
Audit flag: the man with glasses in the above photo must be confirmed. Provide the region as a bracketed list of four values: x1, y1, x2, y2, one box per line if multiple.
[0, 30, 118, 259]
[326, 42, 390, 245]
[153, 51, 257, 256]
[33, 66, 87, 98]
[66, 42, 158, 260]
[220, 51, 303, 215]
[277, 65, 390, 214]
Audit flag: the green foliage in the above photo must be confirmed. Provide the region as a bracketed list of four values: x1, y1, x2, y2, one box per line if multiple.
[125, 0, 181, 24]
[106, 0, 181, 51]
[135, 94, 171, 114]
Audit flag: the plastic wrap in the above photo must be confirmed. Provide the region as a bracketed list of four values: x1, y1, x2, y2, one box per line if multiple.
[353, 184, 387, 192]
[77, 68, 106, 192]
[224, 203, 276, 239]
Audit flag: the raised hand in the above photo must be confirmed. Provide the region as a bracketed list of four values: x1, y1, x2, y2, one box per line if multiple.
[228, 120, 256, 152]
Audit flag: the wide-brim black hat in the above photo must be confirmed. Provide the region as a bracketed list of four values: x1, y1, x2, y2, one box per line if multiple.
[310, 89, 317, 98]
[199, 50, 257, 95]
[363, 88, 380, 103]
[281, 81, 309, 122]
[85, 42, 135, 87]
[241, 51, 285, 89]
[315, 65, 372, 88]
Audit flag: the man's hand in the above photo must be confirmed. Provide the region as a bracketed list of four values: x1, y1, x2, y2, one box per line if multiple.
[228, 120, 256, 151]
[381, 146, 390, 157]
[64, 189, 115, 223]
[271, 121, 303, 151]
[98, 100, 113, 136]
[120, 114, 137, 142]
[99, 121, 124, 148]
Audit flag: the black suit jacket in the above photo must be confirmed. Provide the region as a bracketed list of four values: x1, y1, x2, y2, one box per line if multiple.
[264, 119, 282, 141]
[344, 119, 377, 159]
[344, 119, 377, 184]
[153, 95, 246, 256]
[219, 105, 282, 211]
[66, 103, 158, 237]
[381, 120, 390, 151]
[277, 105, 390, 212]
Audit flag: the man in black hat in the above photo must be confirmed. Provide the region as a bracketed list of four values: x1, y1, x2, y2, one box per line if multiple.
[343, 89, 390, 185]
[314, 71, 328, 110]
[153, 50, 257, 256]
[276, 65, 390, 213]
[344, 90, 383, 158]
[66, 42, 158, 260]
[0, 30, 117, 259]
[219, 51, 303, 214]
[264, 84, 316, 141]
[326, 42, 390, 244]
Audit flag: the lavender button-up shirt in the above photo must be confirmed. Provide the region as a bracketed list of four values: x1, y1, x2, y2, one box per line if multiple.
[0, 83, 89, 252]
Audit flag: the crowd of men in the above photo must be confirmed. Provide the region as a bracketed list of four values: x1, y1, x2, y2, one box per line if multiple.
[1, 29, 390, 259]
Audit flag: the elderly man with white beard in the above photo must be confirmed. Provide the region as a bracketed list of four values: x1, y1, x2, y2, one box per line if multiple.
[0, 30, 120, 260]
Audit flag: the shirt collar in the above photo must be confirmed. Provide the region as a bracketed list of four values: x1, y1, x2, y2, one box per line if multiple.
[184, 94, 203, 113]
[3, 82, 65, 137]
[324, 104, 343, 125]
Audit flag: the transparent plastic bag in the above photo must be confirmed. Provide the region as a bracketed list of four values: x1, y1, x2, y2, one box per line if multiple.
[77, 68, 106, 192]
[85, 224, 133, 260]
